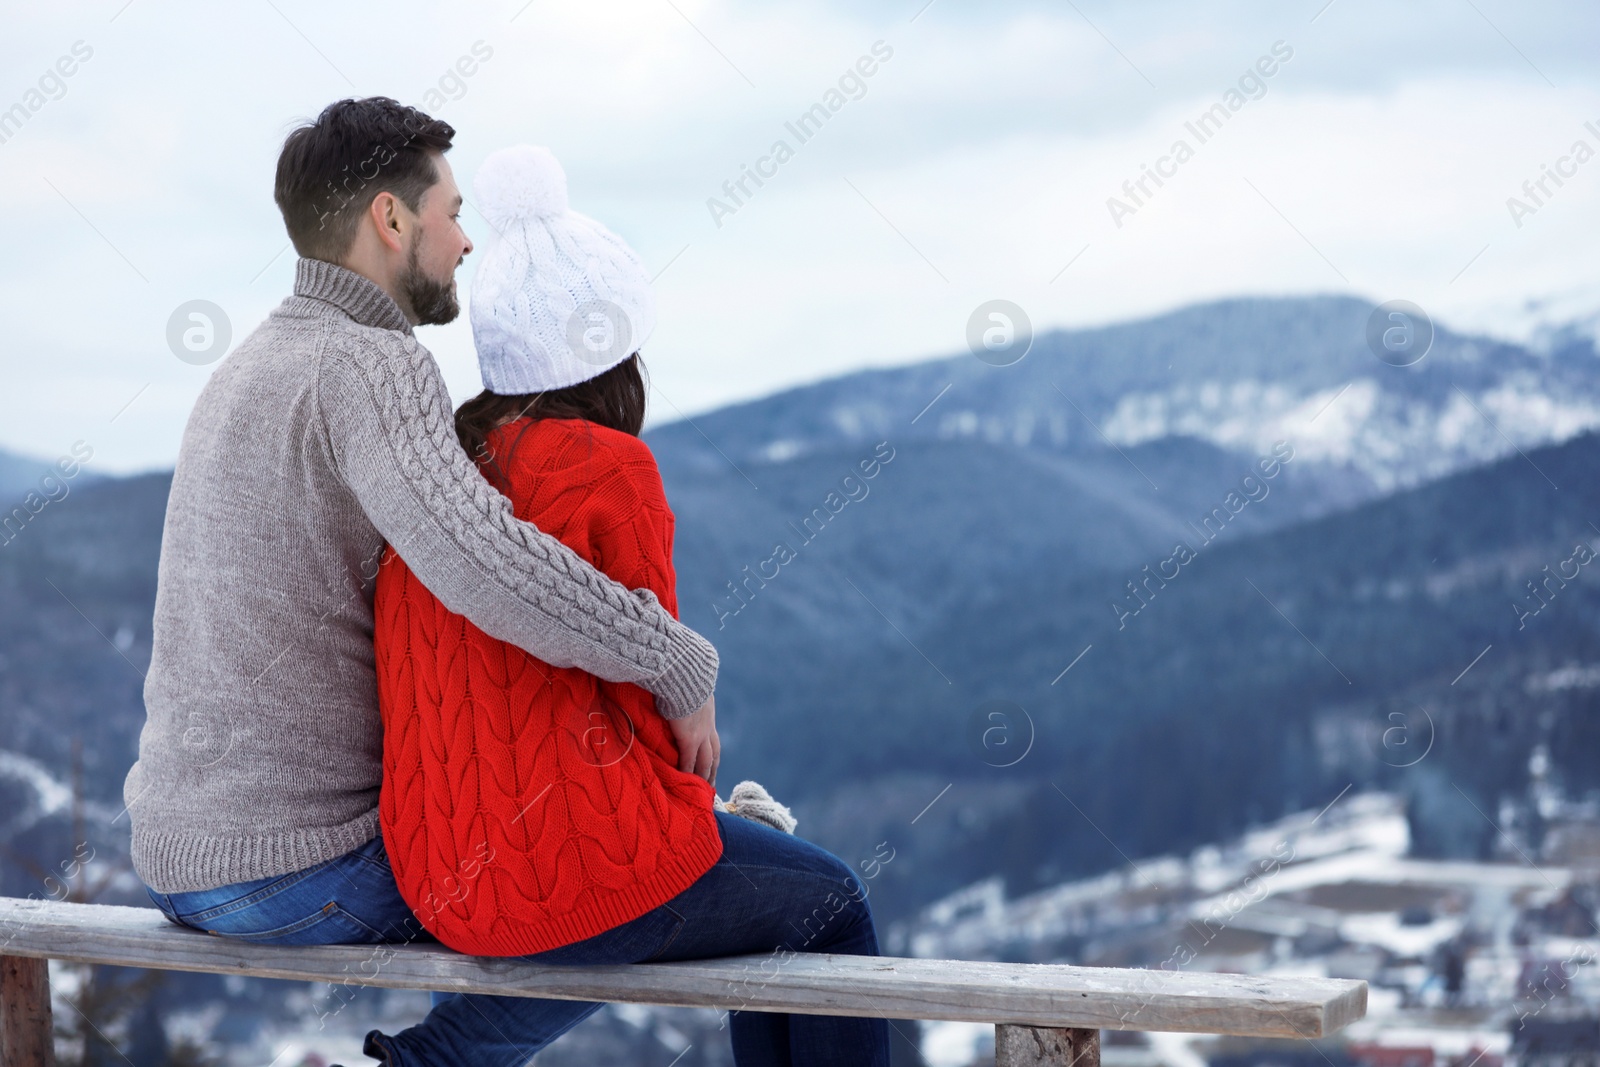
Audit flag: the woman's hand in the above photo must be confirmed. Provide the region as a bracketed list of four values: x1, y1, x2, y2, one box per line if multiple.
[668, 693, 720, 788]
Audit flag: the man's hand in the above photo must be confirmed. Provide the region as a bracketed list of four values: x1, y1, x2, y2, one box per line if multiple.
[668, 693, 720, 788]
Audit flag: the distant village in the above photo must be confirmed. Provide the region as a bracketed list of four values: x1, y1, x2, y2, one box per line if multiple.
[892, 757, 1600, 1067]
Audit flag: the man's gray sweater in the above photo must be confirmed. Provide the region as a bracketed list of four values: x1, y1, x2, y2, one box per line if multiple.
[125, 259, 718, 893]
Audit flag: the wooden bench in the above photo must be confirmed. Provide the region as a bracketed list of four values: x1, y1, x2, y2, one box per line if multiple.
[0, 896, 1366, 1066]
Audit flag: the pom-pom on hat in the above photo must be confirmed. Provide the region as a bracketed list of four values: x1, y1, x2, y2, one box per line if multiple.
[470, 145, 656, 394]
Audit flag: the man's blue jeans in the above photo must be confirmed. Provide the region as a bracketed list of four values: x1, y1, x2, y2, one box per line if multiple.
[146, 810, 892, 1066]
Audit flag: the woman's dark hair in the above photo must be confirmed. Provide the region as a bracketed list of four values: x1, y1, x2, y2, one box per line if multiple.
[274, 96, 455, 262]
[455, 354, 648, 482]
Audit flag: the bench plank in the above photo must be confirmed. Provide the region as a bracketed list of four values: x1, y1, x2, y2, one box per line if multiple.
[0, 899, 1364, 1038]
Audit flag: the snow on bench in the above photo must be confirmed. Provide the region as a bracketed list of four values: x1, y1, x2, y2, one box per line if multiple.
[0, 897, 1366, 1066]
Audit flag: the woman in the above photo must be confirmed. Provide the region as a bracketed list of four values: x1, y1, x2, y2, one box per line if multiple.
[367, 145, 891, 1066]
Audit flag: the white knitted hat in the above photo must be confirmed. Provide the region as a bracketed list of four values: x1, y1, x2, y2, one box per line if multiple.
[469, 145, 656, 393]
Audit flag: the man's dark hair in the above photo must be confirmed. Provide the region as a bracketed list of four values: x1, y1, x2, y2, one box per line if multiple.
[274, 97, 455, 262]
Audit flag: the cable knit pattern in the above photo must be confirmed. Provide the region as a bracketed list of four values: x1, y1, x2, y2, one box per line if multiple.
[375, 418, 723, 956]
[318, 323, 700, 685]
[126, 259, 717, 894]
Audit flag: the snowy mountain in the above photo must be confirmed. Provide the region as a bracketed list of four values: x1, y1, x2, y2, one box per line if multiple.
[651, 295, 1600, 503]
[5, 295, 1600, 1066]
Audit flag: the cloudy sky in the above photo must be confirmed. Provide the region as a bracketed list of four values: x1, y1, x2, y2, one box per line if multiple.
[2, 0, 1597, 472]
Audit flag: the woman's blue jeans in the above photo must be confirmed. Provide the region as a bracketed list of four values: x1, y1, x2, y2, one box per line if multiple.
[146, 810, 892, 1066]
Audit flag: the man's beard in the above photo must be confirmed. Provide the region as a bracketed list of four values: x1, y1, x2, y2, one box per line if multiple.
[401, 238, 460, 326]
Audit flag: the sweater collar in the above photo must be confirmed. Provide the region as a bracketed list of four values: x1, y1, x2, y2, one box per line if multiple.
[293, 258, 414, 335]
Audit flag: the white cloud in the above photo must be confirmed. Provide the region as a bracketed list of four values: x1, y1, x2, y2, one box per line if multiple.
[0, 0, 1596, 471]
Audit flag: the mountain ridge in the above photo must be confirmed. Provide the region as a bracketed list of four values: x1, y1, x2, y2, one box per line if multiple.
[650, 293, 1600, 500]
[2, 293, 1597, 927]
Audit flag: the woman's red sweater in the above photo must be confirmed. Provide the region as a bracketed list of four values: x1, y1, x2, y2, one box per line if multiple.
[373, 417, 723, 956]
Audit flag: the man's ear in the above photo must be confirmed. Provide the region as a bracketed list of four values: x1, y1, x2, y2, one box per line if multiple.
[367, 191, 406, 254]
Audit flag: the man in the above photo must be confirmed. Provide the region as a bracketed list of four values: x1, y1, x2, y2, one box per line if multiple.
[125, 97, 723, 1056]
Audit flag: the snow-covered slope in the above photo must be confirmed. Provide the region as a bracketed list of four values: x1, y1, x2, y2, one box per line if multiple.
[651, 295, 1600, 506]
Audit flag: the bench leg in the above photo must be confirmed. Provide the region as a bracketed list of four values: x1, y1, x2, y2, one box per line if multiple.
[995, 1025, 1099, 1067]
[0, 956, 56, 1067]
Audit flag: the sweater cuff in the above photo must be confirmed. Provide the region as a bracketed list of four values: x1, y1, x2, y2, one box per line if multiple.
[648, 618, 719, 719]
